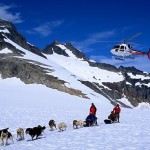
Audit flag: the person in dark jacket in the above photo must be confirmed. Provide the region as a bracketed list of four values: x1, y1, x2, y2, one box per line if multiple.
[85, 114, 97, 127]
[108, 111, 116, 122]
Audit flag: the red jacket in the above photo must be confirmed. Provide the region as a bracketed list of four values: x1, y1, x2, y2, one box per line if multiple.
[113, 106, 121, 113]
[90, 105, 97, 115]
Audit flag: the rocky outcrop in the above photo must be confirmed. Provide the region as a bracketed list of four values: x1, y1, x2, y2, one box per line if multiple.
[102, 74, 150, 107]
[43, 41, 89, 61]
[43, 41, 69, 56]
[79, 80, 131, 108]
[0, 41, 25, 56]
[0, 57, 89, 99]
[78, 64, 150, 107]
[65, 42, 89, 61]
[89, 61, 118, 72]
[119, 66, 144, 75]
[0, 19, 46, 59]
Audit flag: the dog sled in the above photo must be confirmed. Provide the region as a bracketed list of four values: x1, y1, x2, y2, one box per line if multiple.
[84, 114, 98, 127]
[104, 111, 119, 124]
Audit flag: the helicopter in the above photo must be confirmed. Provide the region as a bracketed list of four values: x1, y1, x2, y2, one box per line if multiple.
[110, 33, 150, 61]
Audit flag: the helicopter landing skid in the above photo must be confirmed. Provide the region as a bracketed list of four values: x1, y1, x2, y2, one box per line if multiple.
[112, 56, 125, 61]
[112, 55, 135, 61]
[124, 56, 135, 59]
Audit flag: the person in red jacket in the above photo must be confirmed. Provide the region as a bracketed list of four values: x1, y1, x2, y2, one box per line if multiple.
[90, 103, 97, 115]
[88, 103, 97, 125]
[113, 104, 121, 122]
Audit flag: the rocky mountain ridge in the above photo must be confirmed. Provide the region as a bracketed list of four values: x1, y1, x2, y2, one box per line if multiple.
[0, 19, 150, 107]
[0, 19, 46, 58]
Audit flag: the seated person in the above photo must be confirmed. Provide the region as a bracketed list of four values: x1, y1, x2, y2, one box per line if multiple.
[108, 111, 116, 122]
[85, 114, 97, 127]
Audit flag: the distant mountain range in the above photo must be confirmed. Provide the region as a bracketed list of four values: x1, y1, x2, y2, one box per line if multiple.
[0, 18, 150, 108]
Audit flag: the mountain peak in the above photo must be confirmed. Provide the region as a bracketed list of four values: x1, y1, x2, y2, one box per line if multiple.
[43, 41, 89, 60]
[0, 19, 46, 58]
[0, 19, 16, 32]
[43, 41, 69, 56]
[52, 40, 61, 45]
[65, 42, 89, 61]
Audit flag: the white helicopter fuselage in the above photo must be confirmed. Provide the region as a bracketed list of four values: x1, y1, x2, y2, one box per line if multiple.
[111, 43, 132, 57]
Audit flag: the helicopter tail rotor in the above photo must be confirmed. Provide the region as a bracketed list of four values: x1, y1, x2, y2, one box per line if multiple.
[147, 49, 150, 59]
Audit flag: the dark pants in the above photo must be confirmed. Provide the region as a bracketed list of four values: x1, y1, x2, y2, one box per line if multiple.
[86, 114, 97, 126]
[115, 113, 120, 122]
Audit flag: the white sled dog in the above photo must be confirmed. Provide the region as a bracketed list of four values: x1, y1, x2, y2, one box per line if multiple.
[73, 120, 86, 129]
[58, 122, 67, 131]
[17, 128, 25, 140]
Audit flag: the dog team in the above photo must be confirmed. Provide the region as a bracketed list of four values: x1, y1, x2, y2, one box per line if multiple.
[0, 103, 121, 146]
[0, 103, 97, 146]
[0, 119, 87, 146]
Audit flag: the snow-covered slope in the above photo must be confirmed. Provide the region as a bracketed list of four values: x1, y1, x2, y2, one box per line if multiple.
[2, 37, 111, 101]
[0, 76, 150, 150]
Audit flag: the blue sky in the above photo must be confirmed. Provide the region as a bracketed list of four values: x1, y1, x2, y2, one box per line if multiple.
[0, 0, 150, 72]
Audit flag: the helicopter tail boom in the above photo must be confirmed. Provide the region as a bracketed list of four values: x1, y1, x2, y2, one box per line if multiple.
[131, 49, 150, 59]
[131, 50, 146, 55]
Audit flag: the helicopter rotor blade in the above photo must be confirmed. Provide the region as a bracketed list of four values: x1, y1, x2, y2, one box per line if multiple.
[96, 40, 120, 43]
[121, 40, 127, 43]
[128, 42, 140, 46]
[127, 33, 142, 42]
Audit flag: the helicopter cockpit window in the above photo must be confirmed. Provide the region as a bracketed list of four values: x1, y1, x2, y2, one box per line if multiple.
[119, 46, 125, 52]
[113, 45, 120, 49]
[120, 46, 125, 49]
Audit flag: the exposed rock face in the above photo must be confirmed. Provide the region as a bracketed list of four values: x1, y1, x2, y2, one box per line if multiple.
[80, 64, 150, 107]
[101, 71, 150, 107]
[0, 19, 46, 58]
[0, 41, 25, 56]
[102, 81, 150, 107]
[43, 41, 69, 56]
[65, 42, 89, 61]
[79, 80, 131, 108]
[0, 57, 88, 99]
[119, 66, 144, 75]
[43, 41, 89, 61]
[89, 61, 118, 72]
